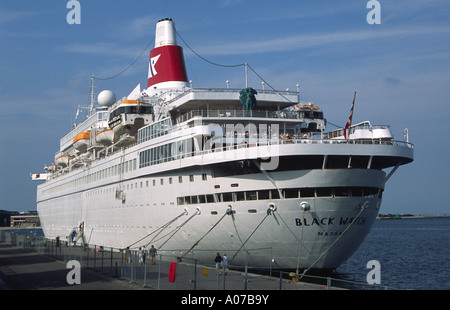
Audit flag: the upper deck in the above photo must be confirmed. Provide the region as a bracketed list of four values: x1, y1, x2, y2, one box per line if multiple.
[39, 83, 413, 187]
[327, 121, 394, 140]
[161, 87, 299, 114]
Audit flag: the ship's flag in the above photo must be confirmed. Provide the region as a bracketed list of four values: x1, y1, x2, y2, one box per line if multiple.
[344, 92, 357, 139]
[31, 173, 48, 181]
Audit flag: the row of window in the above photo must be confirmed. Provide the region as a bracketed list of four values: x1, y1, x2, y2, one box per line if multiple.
[85, 173, 209, 199]
[137, 117, 172, 144]
[43, 159, 137, 196]
[138, 143, 389, 174]
[139, 138, 195, 168]
[176, 186, 382, 206]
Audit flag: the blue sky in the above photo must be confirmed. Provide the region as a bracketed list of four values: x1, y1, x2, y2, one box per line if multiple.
[0, 0, 449, 215]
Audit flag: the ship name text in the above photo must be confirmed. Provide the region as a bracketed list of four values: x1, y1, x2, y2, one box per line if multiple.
[295, 216, 368, 227]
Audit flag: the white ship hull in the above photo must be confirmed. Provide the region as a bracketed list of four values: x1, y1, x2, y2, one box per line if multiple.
[37, 139, 411, 270]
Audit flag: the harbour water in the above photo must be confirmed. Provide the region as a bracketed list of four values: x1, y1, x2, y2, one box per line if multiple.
[335, 216, 450, 290]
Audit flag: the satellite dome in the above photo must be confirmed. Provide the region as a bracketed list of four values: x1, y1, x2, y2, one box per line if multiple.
[97, 90, 116, 107]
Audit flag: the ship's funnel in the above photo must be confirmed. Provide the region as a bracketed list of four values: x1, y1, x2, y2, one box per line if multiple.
[147, 18, 189, 90]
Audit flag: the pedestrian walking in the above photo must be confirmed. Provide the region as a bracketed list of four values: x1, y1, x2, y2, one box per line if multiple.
[149, 245, 157, 265]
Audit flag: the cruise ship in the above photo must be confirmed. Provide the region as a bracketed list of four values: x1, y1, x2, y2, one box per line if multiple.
[32, 18, 414, 271]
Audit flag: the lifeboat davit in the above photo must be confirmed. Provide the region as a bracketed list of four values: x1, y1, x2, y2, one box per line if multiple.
[55, 154, 74, 167]
[73, 131, 90, 152]
[95, 128, 113, 146]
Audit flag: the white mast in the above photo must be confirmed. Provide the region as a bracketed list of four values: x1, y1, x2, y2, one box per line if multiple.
[89, 74, 95, 116]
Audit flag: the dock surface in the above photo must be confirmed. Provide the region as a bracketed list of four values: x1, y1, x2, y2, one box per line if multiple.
[0, 244, 144, 290]
[0, 243, 333, 291]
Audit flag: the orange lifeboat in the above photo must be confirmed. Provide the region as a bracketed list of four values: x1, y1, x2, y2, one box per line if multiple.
[73, 131, 90, 152]
[55, 154, 74, 167]
[95, 128, 113, 145]
[46, 164, 57, 173]
[121, 99, 139, 104]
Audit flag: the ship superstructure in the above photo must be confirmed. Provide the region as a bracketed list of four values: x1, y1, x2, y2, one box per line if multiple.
[33, 18, 414, 271]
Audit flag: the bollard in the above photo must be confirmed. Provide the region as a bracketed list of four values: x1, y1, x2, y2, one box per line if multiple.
[169, 262, 177, 283]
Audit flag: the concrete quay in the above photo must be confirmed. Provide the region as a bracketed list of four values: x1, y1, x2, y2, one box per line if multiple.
[0, 244, 144, 290]
[0, 243, 331, 291]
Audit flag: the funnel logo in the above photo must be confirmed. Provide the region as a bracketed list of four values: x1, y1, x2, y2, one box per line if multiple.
[147, 45, 189, 88]
[149, 54, 161, 78]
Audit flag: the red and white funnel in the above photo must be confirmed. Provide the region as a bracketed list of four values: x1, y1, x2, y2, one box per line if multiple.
[147, 18, 189, 90]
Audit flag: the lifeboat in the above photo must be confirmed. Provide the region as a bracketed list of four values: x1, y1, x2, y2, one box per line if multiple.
[55, 154, 74, 167]
[46, 164, 57, 173]
[95, 128, 113, 145]
[122, 99, 138, 104]
[73, 131, 90, 152]
[295, 104, 320, 110]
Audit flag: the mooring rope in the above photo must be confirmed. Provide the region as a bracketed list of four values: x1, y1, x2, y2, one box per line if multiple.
[299, 204, 368, 279]
[228, 205, 276, 266]
[149, 208, 200, 249]
[229, 213, 269, 265]
[180, 207, 232, 259]
[126, 210, 188, 249]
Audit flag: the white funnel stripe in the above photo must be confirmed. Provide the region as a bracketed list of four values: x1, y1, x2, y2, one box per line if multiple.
[148, 54, 161, 78]
[155, 19, 177, 47]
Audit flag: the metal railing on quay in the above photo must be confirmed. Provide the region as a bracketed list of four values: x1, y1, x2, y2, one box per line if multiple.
[1, 231, 392, 290]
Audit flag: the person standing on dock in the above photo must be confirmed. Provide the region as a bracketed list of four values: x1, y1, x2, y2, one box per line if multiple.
[138, 247, 143, 264]
[126, 247, 131, 263]
[215, 252, 222, 275]
[142, 246, 148, 264]
[149, 245, 157, 265]
[222, 253, 228, 275]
